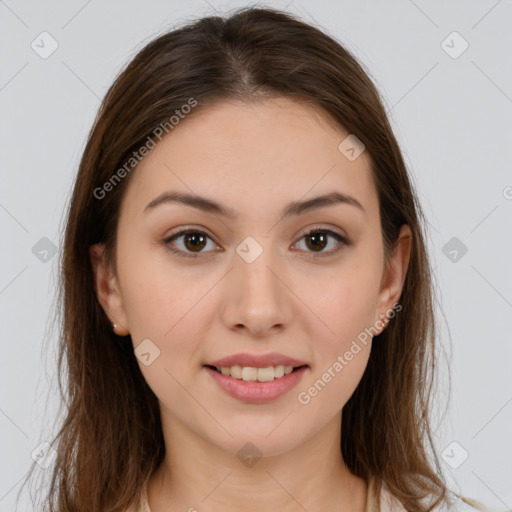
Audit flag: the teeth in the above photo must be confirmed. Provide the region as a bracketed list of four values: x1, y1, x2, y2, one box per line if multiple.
[215, 364, 297, 382]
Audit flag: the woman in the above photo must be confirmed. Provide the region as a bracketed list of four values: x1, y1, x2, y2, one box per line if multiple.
[22, 6, 493, 512]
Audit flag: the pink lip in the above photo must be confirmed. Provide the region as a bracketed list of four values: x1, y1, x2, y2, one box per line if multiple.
[205, 352, 308, 368]
[204, 365, 308, 403]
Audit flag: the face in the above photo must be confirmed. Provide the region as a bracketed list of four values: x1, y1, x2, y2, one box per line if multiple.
[91, 97, 411, 458]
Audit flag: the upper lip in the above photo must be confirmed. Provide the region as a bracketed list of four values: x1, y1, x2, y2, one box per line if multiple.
[205, 352, 308, 368]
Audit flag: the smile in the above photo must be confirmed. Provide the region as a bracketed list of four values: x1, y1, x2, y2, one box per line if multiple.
[207, 364, 306, 382]
[203, 365, 308, 403]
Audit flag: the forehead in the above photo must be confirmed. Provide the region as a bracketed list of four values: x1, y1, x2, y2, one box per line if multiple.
[121, 97, 378, 221]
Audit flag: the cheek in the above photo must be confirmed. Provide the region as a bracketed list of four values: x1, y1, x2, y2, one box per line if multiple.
[296, 275, 375, 413]
[300, 250, 381, 408]
[302, 259, 381, 350]
[117, 248, 223, 379]
[119, 256, 214, 403]
[117, 239, 206, 335]
[296, 336, 371, 418]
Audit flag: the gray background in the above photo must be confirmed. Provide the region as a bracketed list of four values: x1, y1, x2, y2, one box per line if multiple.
[1, 0, 511, 510]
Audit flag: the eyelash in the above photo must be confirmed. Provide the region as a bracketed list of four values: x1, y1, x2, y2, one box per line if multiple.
[163, 227, 349, 260]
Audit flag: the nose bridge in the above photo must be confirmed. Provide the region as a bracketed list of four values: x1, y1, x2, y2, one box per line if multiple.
[235, 234, 280, 295]
[223, 233, 292, 333]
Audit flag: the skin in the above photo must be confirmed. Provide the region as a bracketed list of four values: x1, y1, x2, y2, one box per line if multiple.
[90, 97, 411, 512]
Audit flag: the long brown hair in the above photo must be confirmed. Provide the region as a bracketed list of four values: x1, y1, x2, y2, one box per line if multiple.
[20, 6, 456, 511]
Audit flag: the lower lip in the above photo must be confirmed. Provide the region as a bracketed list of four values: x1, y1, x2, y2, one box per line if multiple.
[204, 366, 308, 403]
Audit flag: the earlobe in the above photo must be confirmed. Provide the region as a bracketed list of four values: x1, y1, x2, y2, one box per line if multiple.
[89, 243, 130, 335]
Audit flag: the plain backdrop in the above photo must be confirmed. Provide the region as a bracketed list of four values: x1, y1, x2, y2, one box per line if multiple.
[1, 0, 511, 510]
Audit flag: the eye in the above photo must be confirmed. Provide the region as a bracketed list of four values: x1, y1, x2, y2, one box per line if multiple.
[293, 227, 349, 258]
[163, 228, 219, 259]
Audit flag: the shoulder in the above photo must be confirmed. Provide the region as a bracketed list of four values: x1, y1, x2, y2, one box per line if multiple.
[377, 482, 492, 512]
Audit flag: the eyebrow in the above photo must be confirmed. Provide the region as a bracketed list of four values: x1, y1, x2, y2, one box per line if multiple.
[143, 191, 365, 218]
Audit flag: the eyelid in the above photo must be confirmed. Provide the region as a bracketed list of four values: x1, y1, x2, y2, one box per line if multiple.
[297, 224, 348, 242]
[164, 226, 218, 244]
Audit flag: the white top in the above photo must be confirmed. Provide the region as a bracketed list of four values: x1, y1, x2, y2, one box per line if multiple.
[372, 480, 492, 512]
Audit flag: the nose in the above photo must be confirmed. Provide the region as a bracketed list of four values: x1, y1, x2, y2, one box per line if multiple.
[220, 239, 294, 338]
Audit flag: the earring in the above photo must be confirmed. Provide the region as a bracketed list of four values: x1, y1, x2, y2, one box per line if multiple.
[111, 322, 129, 336]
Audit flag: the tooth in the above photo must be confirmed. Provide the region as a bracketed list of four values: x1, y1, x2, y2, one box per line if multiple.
[230, 365, 242, 379]
[257, 366, 275, 382]
[241, 366, 258, 381]
[213, 364, 300, 380]
[274, 365, 285, 378]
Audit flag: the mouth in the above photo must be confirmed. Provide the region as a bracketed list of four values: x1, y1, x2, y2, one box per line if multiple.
[203, 364, 308, 382]
[203, 363, 309, 403]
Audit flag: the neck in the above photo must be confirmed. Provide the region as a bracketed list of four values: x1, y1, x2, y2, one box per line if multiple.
[147, 412, 367, 512]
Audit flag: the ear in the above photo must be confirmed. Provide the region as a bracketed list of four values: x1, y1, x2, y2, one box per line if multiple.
[373, 224, 412, 334]
[89, 243, 129, 335]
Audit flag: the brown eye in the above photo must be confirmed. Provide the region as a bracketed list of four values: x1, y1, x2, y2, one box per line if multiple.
[305, 231, 328, 251]
[295, 228, 349, 258]
[182, 232, 207, 252]
[164, 229, 217, 259]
